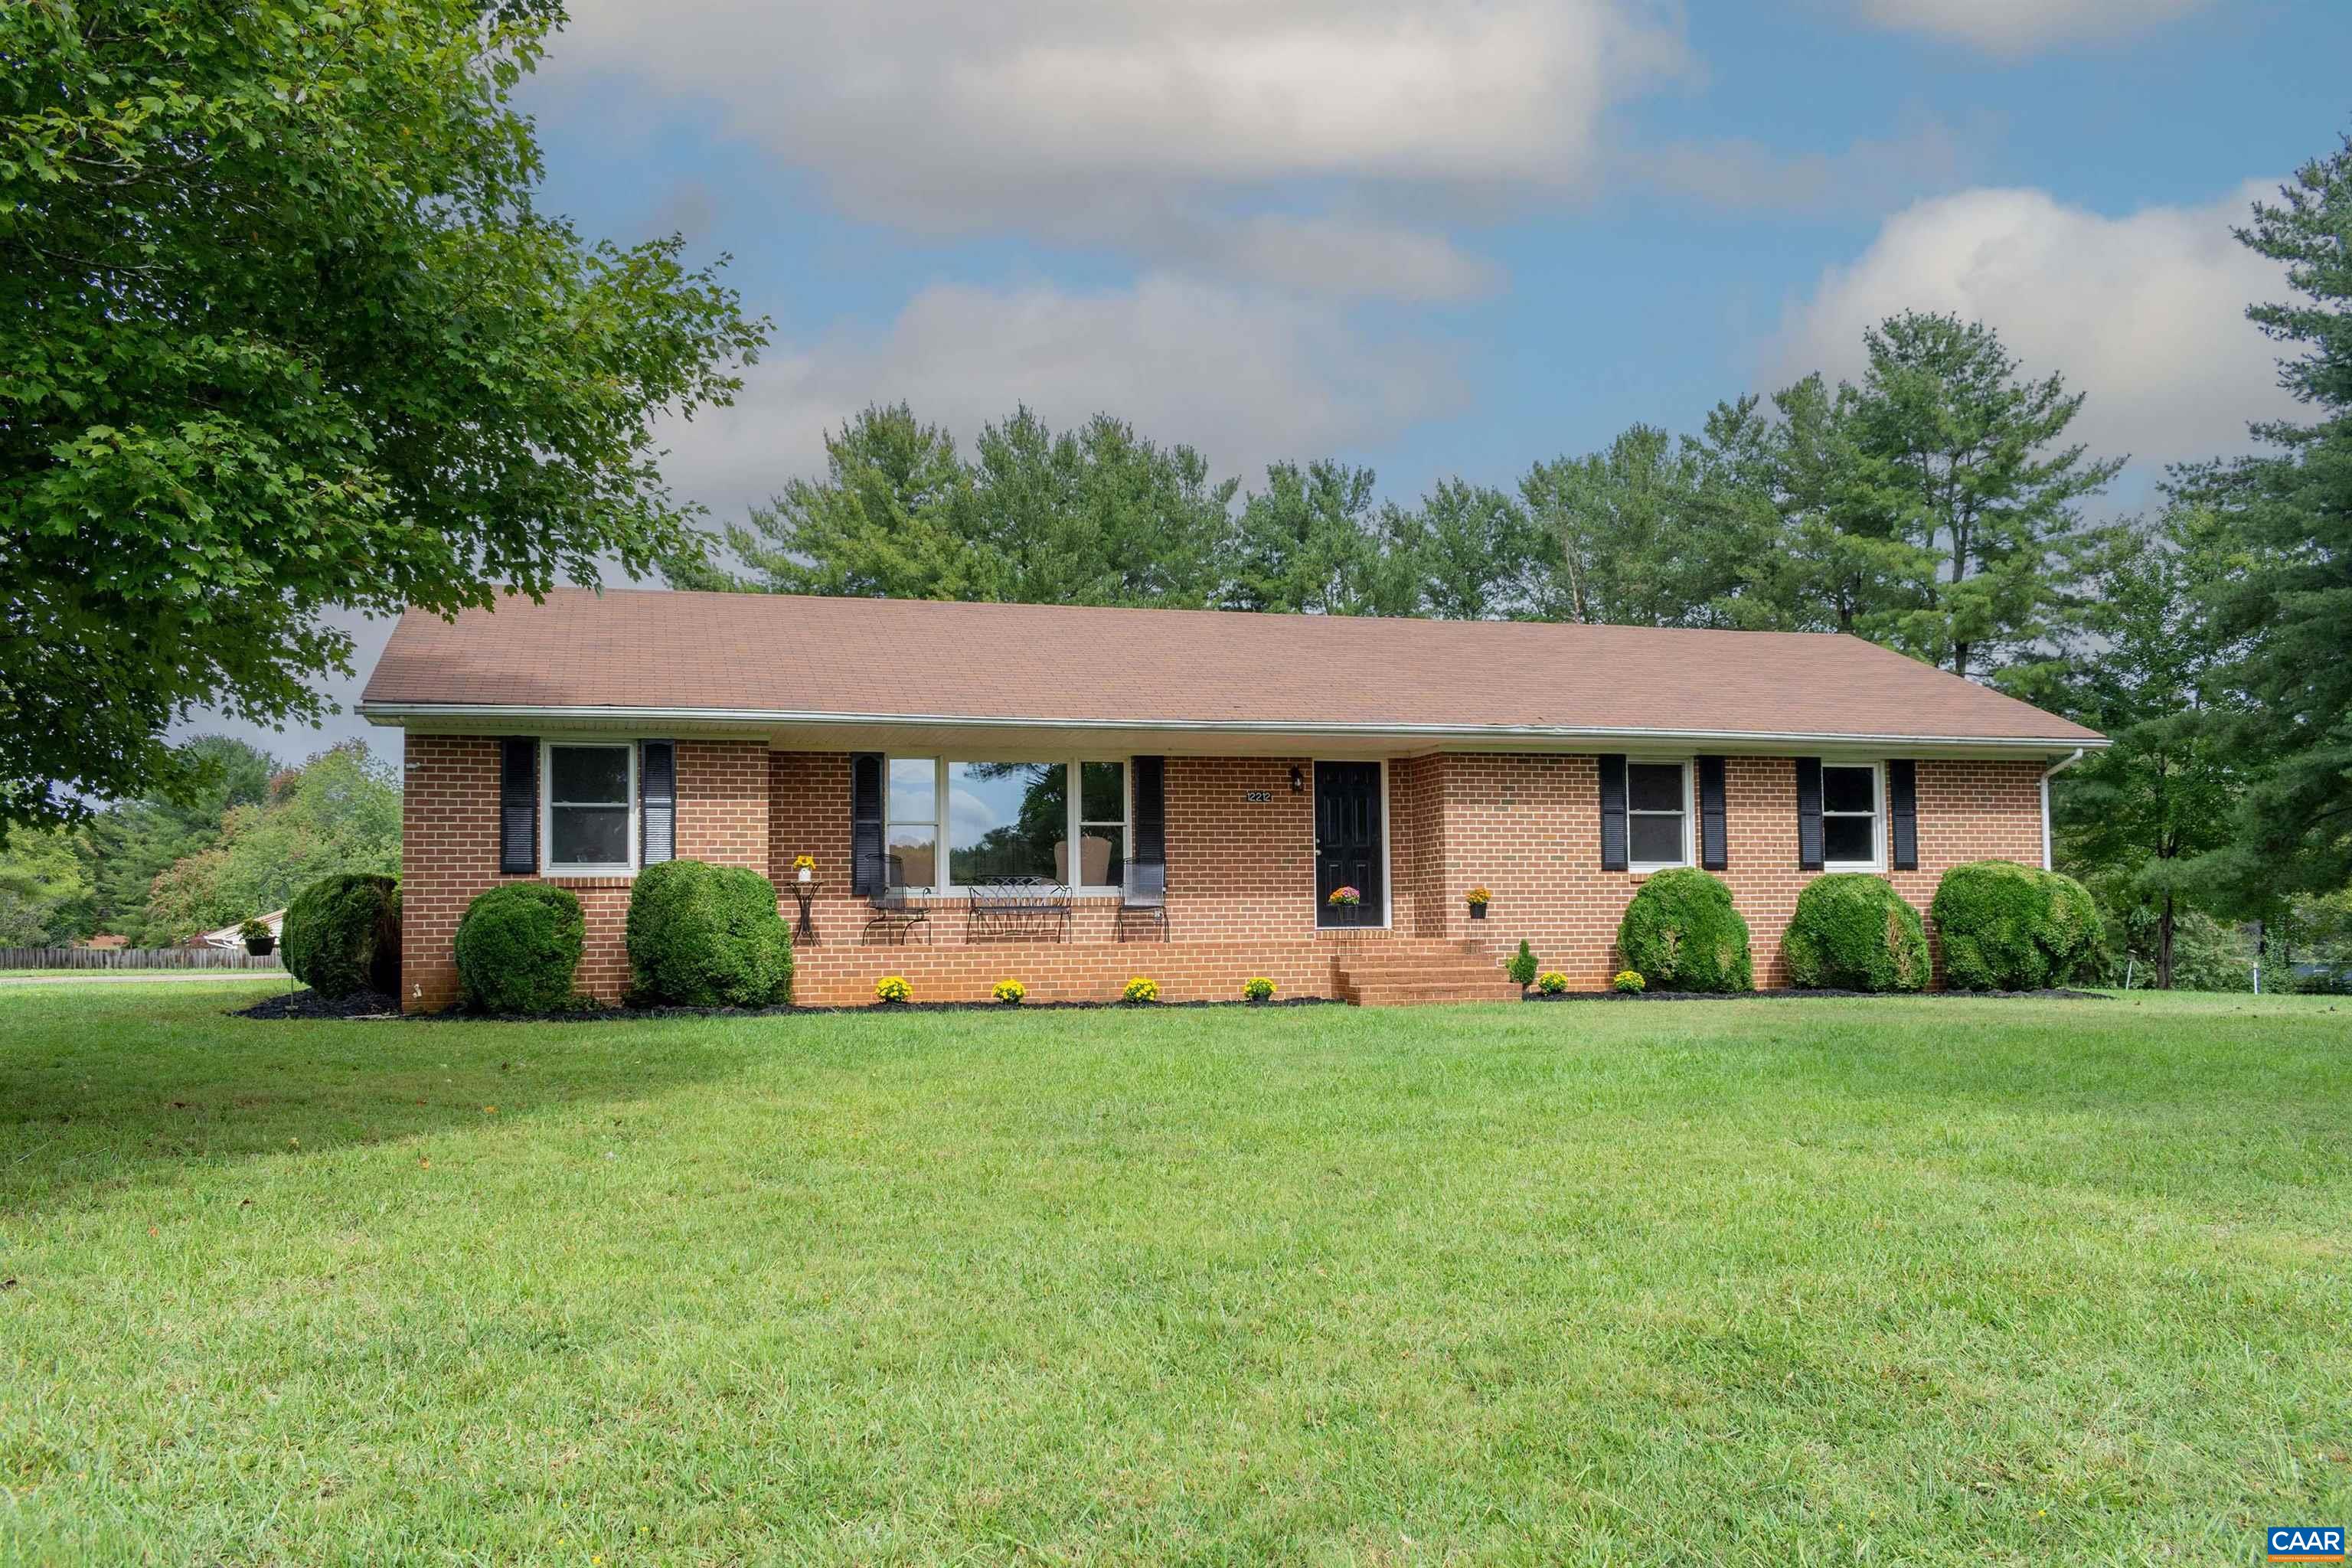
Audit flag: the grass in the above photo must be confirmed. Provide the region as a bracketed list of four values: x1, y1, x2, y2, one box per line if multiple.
[2, 984, 2347, 1566]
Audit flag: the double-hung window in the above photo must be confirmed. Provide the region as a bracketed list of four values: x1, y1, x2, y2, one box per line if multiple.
[880, 758, 1129, 892]
[1625, 760, 1691, 871]
[544, 741, 635, 874]
[1821, 763, 1883, 871]
[886, 757, 940, 890]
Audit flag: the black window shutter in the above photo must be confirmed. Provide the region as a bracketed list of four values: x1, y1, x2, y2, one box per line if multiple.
[1795, 757, 1824, 872]
[1132, 756, 1167, 864]
[1598, 753, 1628, 872]
[1888, 758, 1919, 871]
[1697, 756, 1728, 871]
[640, 741, 676, 866]
[851, 753, 884, 894]
[499, 739, 537, 875]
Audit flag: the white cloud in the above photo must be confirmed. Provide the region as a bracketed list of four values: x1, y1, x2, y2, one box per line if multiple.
[656, 275, 1468, 517]
[542, 0, 1691, 294]
[1850, 0, 2212, 54]
[1769, 181, 2295, 470]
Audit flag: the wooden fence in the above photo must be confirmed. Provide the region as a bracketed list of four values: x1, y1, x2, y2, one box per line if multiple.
[0, 946, 287, 972]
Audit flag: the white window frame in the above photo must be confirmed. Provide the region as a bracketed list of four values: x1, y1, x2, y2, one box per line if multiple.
[1625, 756, 1694, 874]
[1820, 760, 1886, 874]
[886, 757, 1132, 896]
[541, 740, 638, 877]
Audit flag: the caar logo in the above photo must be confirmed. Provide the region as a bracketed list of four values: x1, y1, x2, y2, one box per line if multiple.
[2269, 1526, 2346, 1563]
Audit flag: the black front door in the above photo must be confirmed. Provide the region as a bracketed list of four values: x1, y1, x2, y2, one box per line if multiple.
[1315, 762, 1383, 928]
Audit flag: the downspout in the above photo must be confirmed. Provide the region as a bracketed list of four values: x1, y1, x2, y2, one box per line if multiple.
[2040, 747, 2086, 872]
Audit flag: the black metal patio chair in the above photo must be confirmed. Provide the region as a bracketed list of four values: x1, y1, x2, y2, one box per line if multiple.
[1116, 859, 1168, 942]
[860, 852, 931, 946]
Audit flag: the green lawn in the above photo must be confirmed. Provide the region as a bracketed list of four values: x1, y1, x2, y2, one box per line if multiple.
[3, 985, 2347, 1565]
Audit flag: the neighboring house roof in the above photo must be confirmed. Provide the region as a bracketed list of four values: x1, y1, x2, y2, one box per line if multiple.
[191, 909, 285, 949]
[361, 587, 2104, 753]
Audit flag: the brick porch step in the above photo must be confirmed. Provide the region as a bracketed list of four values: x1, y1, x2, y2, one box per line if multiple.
[1335, 946, 1521, 1007]
[1346, 982, 1526, 1007]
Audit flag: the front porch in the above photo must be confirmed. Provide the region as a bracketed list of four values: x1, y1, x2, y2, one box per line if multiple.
[788, 933, 1519, 1008]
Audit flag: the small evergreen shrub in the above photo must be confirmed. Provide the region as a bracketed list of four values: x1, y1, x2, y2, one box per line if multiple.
[1930, 861, 2102, 991]
[283, 872, 401, 999]
[1616, 867, 1752, 992]
[1784, 874, 1930, 993]
[625, 859, 793, 1008]
[992, 978, 1026, 1005]
[874, 975, 911, 1004]
[1123, 976, 1161, 1004]
[454, 884, 584, 1013]
[1242, 976, 1276, 1001]
[1612, 969, 1645, 994]
[1507, 939, 1538, 989]
[1537, 971, 1569, 995]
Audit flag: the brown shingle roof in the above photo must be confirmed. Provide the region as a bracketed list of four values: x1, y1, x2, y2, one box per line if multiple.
[360, 587, 2102, 747]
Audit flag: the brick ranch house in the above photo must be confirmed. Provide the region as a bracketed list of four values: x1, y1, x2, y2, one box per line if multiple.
[360, 588, 2105, 1011]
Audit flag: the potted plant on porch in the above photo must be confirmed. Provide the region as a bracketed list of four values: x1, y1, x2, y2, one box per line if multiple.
[1326, 885, 1361, 909]
[1465, 887, 1491, 920]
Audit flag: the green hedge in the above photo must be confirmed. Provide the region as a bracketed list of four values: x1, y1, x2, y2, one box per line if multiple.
[1617, 867, 1752, 992]
[1929, 861, 2102, 991]
[282, 873, 401, 999]
[1784, 874, 1929, 992]
[625, 859, 794, 1008]
[454, 884, 585, 1014]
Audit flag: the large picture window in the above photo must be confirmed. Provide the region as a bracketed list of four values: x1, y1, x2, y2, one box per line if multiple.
[1626, 760, 1690, 871]
[1821, 763, 1883, 870]
[884, 759, 1128, 891]
[544, 742, 635, 874]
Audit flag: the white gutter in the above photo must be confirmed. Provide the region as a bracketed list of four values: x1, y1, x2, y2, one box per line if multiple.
[359, 701, 2108, 756]
[2040, 746, 2088, 871]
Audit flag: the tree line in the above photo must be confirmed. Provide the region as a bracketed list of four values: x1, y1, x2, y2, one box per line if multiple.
[0, 740, 400, 948]
[670, 310, 2116, 688]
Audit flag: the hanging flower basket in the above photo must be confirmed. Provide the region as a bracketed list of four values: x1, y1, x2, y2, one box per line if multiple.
[1465, 886, 1491, 920]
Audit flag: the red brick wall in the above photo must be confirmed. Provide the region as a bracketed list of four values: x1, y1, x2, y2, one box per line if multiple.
[1435, 754, 2046, 987]
[400, 740, 2045, 1008]
[399, 737, 769, 1011]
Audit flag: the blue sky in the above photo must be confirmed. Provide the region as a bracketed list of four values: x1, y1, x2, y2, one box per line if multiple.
[207, 0, 2352, 765]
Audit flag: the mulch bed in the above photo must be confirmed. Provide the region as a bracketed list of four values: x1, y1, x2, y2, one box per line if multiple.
[1521, 987, 2107, 1002]
[235, 988, 403, 1020]
[234, 990, 1342, 1022]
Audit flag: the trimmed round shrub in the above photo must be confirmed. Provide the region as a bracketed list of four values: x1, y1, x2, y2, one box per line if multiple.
[283, 873, 401, 999]
[626, 859, 794, 1008]
[1929, 860, 2102, 991]
[1784, 874, 1930, 993]
[454, 884, 585, 1014]
[1616, 867, 1752, 992]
